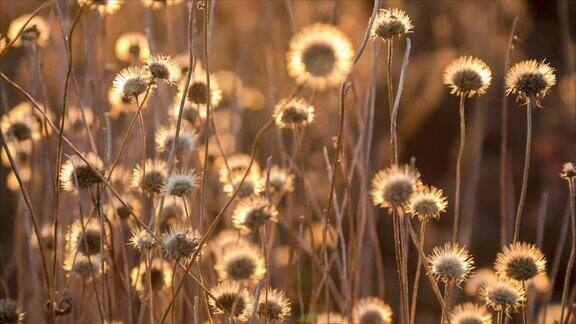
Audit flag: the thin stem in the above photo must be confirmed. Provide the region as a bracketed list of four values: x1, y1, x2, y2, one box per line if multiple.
[513, 103, 532, 242]
[387, 39, 395, 164]
[392, 211, 407, 324]
[560, 179, 575, 323]
[441, 284, 454, 324]
[409, 221, 427, 324]
[390, 38, 411, 166]
[452, 94, 466, 243]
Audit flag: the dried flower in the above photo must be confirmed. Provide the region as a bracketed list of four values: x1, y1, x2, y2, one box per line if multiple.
[61, 153, 105, 192]
[464, 267, 497, 297]
[30, 224, 56, 252]
[266, 165, 295, 196]
[450, 303, 492, 324]
[208, 281, 254, 321]
[113, 66, 153, 99]
[155, 124, 197, 153]
[217, 153, 260, 183]
[64, 253, 106, 280]
[257, 288, 291, 322]
[129, 228, 156, 251]
[215, 243, 266, 283]
[65, 218, 110, 257]
[232, 196, 278, 234]
[443, 56, 492, 97]
[371, 8, 413, 40]
[560, 162, 575, 180]
[1, 102, 52, 142]
[428, 242, 474, 285]
[223, 171, 264, 198]
[0, 298, 24, 323]
[371, 164, 421, 209]
[115, 32, 150, 62]
[7, 14, 50, 47]
[132, 159, 167, 194]
[130, 258, 172, 293]
[494, 242, 546, 282]
[407, 185, 447, 221]
[287, 23, 354, 91]
[481, 279, 526, 314]
[161, 226, 201, 260]
[162, 169, 199, 197]
[506, 60, 556, 105]
[353, 297, 393, 324]
[274, 97, 315, 129]
[145, 54, 181, 83]
[178, 65, 223, 109]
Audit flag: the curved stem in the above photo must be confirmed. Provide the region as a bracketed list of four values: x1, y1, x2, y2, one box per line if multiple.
[452, 94, 466, 243]
[513, 103, 532, 242]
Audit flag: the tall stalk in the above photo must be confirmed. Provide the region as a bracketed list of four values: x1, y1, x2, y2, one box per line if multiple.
[452, 94, 466, 243]
[513, 102, 532, 242]
[560, 177, 575, 323]
[409, 221, 427, 324]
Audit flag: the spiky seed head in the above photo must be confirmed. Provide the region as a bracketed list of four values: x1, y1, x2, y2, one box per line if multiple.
[506, 60, 556, 105]
[161, 226, 201, 260]
[162, 169, 199, 197]
[464, 268, 497, 297]
[267, 165, 295, 196]
[314, 312, 347, 324]
[178, 65, 223, 108]
[560, 162, 575, 180]
[208, 281, 254, 321]
[223, 171, 264, 198]
[428, 242, 475, 285]
[371, 8, 413, 40]
[232, 196, 278, 234]
[66, 218, 109, 257]
[155, 124, 197, 153]
[0, 298, 24, 323]
[215, 243, 266, 283]
[443, 56, 492, 97]
[450, 303, 492, 324]
[30, 224, 56, 252]
[131, 159, 167, 194]
[129, 228, 156, 251]
[481, 279, 526, 313]
[287, 23, 354, 91]
[64, 253, 106, 280]
[257, 288, 291, 322]
[108, 194, 140, 221]
[61, 153, 105, 192]
[217, 153, 261, 183]
[407, 185, 447, 221]
[145, 54, 181, 83]
[274, 97, 315, 129]
[352, 297, 393, 324]
[130, 258, 172, 293]
[494, 242, 547, 282]
[113, 66, 153, 99]
[371, 164, 421, 209]
[115, 32, 150, 62]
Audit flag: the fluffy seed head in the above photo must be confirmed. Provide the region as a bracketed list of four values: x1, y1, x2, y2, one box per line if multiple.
[353, 297, 393, 324]
[1, 102, 51, 143]
[494, 242, 546, 282]
[0, 298, 24, 323]
[155, 124, 197, 154]
[145, 54, 181, 83]
[443, 56, 492, 97]
[450, 303, 492, 324]
[223, 171, 264, 198]
[257, 288, 291, 322]
[371, 8, 413, 40]
[481, 279, 526, 313]
[407, 185, 447, 221]
[506, 60, 556, 105]
[215, 243, 266, 283]
[465, 268, 497, 297]
[130, 258, 172, 293]
[560, 162, 575, 180]
[161, 226, 201, 260]
[162, 169, 199, 197]
[30, 224, 56, 252]
[274, 97, 315, 129]
[66, 218, 110, 257]
[208, 281, 254, 321]
[217, 153, 261, 183]
[7, 14, 50, 47]
[113, 66, 153, 99]
[371, 164, 421, 209]
[108, 194, 140, 221]
[178, 65, 223, 109]
[267, 165, 295, 196]
[61, 152, 105, 192]
[232, 196, 278, 234]
[287, 23, 354, 91]
[64, 253, 106, 280]
[115, 32, 150, 62]
[132, 159, 167, 194]
[129, 228, 156, 251]
[428, 242, 475, 285]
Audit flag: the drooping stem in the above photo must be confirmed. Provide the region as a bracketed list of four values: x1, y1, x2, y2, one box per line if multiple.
[452, 94, 466, 243]
[560, 178, 575, 323]
[513, 102, 532, 242]
[409, 221, 427, 324]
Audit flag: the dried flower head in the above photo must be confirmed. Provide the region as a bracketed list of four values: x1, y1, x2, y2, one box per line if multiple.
[107, 194, 140, 221]
[161, 226, 201, 260]
[132, 159, 167, 194]
[130, 258, 172, 293]
[407, 185, 447, 221]
[506, 60, 556, 105]
[443, 56, 492, 97]
[162, 169, 199, 197]
[159, 200, 185, 233]
[465, 267, 497, 297]
[481, 279, 526, 314]
[7, 14, 50, 47]
[353, 297, 393, 324]
[155, 124, 197, 154]
[107, 86, 143, 118]
[450, 303, 492, 324]
[129, 228, 156, 251]
[560, 162, 575, 180]
[287, 23, 354, 91]
[274, 97, 315, 129]
[209, 229, 248, 256]
[215, 243, 266, 283]
[113, 66, 153, 99]
[371, 8, 413, 40]
[232, 196, 278, 234]
[428, 242, 475, 285]
[61, 153, 105, 192]
[257, 288, 291, 322]
[141, 0, 182, 9]
[145, 54, 181, 83]
[223, 171, 264, 198]
[314, 312, 347, 324]
[305, 221, 338, 250]
[1, 137, 32, 168]
[79, 0, 122, 15]
[0, 298, 24, 323]
[267, 165, 295, 196]
[65, 218, 110, 257]
[217, 153, 261, 182]
[30, 223, 56, 252]
[169, 99, 206, 126]
[64, 253, 106, 280]
[1, 102, 49, 143]
[371, 164, 421, 209]
[208, 281, 254, 321]
[495, 242, 546, 282]
[115, 32, 150, 62]
[178, 65, 223, 109]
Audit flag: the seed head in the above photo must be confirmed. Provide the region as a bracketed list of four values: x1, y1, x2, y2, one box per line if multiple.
[222, 171, 264, 198]
[155, 124, 197, 153]
[560, 162, 575, 180]
[7, 14, 50, 47]
[0, 298, 24, 323]
[464, 268, 497, 297]
[353, 297, 393, 324]
[61, 152, 105, 192]
[371, 8, 413, 40]
[129, 228, 156, 251]
[274, 97, 315, 129]
[407, 185, 447, 221]
[443, 56, 492, 97]
[113, 66, 153, 99]
[130, 258, 172, 293]
[506, 60, 556, 106]
[66, 218, 110, 257]
[371, 164, 421, 209]
[115, 32, 150, 62]
[162, 169, 199, 197]
[232, 196, 278, 234]
[257, 288, 291, 322]
[450, 303, 492, 324]
[217, 153, 261, 183]
[161, 226, 201, 260]
[208, 281, 254, 321]
[132, 159, 167, 194]
[481, 279, 526, 314]
[494, 242, 546, 282]
[267, 165, 295, 196]
[178, 65, 223, 109]
[64, 253, 106, 280]
[145, 54, 181, 83]
[428, 242, 475, 285]
[215, 243, 266, 284]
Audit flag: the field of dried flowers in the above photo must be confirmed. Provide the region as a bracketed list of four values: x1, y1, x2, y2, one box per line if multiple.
[0, 0, 575, 323]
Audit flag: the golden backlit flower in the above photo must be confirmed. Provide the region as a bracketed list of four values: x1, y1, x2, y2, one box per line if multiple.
[107, 194, 141, 221]
[79, 0, 122, 15]
[223, 171, 264, 198]
[162, 169, 199, 197]
[371, 164, 421, 209]
[155, 124, 197, 154]
[560, 162, 575, 180]
[177, 65, 223, 110]
[506, 60, 556, 105]
[481, 279, 526, 314]
[266, 165, 295, 196]
[407, 185, 447, 221]
[371, 8, 413, 41]
[208, 281, 254, 321]
[107, 86, 143, 118]
[145, 54, 181, 83]
[353, 297, 393, 324]
[257, 288, 291, 322]
[63, 105, 95, 132]
[443, 56, 492, 97]
[287, 23, 354, 91]
[464, 267, 497, 297]
[64, 253, 106, 280]
[65, 217, 110, 257]
[130, 258, 172, 293]
[209, 229, 248, 256]
[141, 0, 182, 9]
[128, 227, 156, 251]
[160, 226, 201, 260]
[217, 153, 260, 183]
[60, 152, 105, 192]
[30, 223, 56, 252]
[113, 66, 153, 99]
[428, 242, 474, 285]
[274, 97, 315, 129]
[232, 196, 278, 234]
[1, 102, 51, 142]
[215, 243, 266, 283]
[494, 242, 546, 282]
[7, 14, 50, 47]
[115, 32, 150, 62]
[450, 303, 492, 324]
[131, 159, 167, 194]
